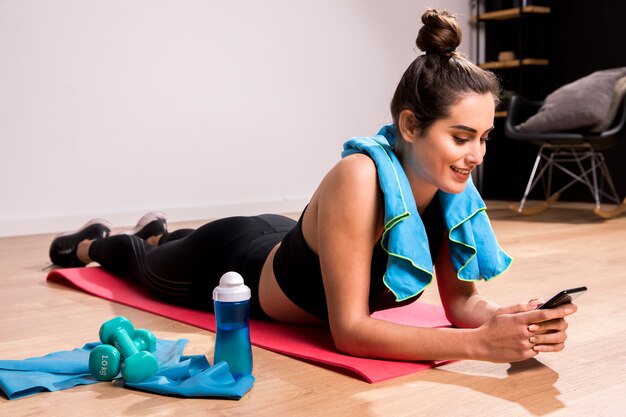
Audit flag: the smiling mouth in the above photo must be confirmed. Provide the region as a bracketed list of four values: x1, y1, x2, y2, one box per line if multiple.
[451, 166, 472, 175]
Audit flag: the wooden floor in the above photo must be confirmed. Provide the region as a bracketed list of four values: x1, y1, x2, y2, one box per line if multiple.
[1, 201, 625, 417]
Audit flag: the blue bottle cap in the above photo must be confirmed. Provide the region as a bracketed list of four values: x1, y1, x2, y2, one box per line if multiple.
[212, 271, 251, 302]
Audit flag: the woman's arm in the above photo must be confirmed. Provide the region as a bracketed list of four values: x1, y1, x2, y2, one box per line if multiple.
[434, 237, 501, 328]
[313, 154, 482, 361]
[433, 230, 577, 359]
[310, 154, 573, 363]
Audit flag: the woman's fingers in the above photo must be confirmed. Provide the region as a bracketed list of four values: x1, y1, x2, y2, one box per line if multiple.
[497, 301, 577, 319]
[524, 303, 578, 325]
[528, 317, 569, 334]
[527, 309, 572, 352]
[482, 301, 578, 361]
[532, 342, 565, 352]
[514, 302, 577, 355]
[529, 327, 568, 344]
[496, 302, 536, 315]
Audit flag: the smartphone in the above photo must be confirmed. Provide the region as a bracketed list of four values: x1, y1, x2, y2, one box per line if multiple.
[537, 286, 587, 309]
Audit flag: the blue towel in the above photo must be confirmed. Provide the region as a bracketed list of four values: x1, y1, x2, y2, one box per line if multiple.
[0, 338, 254, 400]
[342, 125, 513, 301]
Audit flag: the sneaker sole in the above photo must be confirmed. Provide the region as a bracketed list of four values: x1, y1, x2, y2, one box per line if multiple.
[125, 211, 167, 235]
[55, 218, 113, 238]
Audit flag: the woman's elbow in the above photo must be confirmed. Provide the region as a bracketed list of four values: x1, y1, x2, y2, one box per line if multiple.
[330, 323, 368, 357]
[444, 307, 473, 329]
[332, 330, 359, 355]
[444, 308, 482, 329]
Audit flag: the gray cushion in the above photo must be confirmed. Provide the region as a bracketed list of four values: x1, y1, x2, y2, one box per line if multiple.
[516, 67, 626, 133]
[590, 75, 626, 132]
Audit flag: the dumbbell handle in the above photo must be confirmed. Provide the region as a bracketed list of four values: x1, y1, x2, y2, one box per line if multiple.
[112, 328, 139, 358]
[133, 329, 157, 353]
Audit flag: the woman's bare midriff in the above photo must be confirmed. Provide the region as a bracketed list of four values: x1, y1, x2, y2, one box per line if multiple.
[258, 242, 326, 325]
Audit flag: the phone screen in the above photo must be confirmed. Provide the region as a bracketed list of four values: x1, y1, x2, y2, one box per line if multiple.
[538, 286, 587, 309]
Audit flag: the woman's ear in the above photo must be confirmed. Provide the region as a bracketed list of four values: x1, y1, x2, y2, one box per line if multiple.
[398, 110, 420, 144]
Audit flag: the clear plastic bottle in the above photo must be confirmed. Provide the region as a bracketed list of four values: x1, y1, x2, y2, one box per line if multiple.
[212, 271, 253, 379]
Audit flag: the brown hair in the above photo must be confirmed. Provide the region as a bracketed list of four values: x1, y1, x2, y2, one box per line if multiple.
[390, 9, 500, 148]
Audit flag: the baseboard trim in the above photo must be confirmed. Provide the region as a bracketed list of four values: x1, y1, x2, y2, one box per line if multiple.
[0, 198, 309, 237]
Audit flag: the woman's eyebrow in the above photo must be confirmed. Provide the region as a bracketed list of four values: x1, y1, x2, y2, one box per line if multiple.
[449, 124, 477, 133]
[450, 124, 495, 134]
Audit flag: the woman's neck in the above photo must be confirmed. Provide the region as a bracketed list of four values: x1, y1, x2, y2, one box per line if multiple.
[398, 152, 438, 215]
[412, 181, 438, 215]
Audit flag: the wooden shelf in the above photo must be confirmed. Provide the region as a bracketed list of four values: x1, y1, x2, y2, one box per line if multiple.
[474, 6, 551, 21]
[480, 58, 549, 69]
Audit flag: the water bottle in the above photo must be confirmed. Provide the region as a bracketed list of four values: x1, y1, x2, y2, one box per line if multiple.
[212, 271, 253, 379]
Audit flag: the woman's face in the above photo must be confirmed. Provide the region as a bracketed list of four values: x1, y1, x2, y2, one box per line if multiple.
[404, 93, 495, 195]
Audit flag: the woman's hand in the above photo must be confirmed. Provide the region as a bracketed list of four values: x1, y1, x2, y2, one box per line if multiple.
[472, 301, 577, 363]
[527, 300, 577, 353]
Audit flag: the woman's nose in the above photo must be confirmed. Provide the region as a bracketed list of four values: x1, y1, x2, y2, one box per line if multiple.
[466, 141, 485, 166]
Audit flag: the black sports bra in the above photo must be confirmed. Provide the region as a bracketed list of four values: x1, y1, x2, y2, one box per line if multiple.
[273, 197, 444, 321]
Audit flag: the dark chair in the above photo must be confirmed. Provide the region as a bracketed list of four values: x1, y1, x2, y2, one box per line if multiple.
[504, 95, 626, 219]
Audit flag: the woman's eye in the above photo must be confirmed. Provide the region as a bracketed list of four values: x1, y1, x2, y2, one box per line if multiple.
[480, 137, 491, 143]
[453, 136, 470, 144]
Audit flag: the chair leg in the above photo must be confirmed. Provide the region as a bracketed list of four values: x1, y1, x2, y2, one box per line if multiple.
[596, 154, 621, 204]
[591, 153, 624, 219]
[571, 150, 622, 213]
[511, 145, 556, 215]
[546, 151, 554, 198]
[512, 144, 623, 217]
[590, 150, 601, 209]
[546, 146, 617, 207]
[510, 193, 560, 215]
[594, 197, 626, 219]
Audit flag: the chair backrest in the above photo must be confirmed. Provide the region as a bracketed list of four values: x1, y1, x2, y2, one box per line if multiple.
[504, 94, 626, 151]
[504, 96, 543, 132]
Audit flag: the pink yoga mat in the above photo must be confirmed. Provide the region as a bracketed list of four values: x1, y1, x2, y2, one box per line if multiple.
[46, 267, 451, 383]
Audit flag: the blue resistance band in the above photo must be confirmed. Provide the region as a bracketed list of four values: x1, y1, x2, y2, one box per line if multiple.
[0, 338, 254, 400]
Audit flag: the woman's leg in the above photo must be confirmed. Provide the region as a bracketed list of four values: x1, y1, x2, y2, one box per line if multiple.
[159, 229, 195, 244]
[89, 215, 296, 317]
[49, 219, 113, 267]
[88, 234, 192, 300]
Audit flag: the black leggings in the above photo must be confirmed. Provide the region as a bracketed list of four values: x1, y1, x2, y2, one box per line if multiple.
[89, 214, 296, 319]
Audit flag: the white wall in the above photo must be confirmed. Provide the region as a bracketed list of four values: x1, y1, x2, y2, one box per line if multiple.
[0, 0, 473, 237]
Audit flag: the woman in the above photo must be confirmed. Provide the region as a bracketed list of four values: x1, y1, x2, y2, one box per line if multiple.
[49, 9, 575, 364]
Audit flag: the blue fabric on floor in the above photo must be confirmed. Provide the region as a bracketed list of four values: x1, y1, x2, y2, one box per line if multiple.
[0, 338, 254, 400]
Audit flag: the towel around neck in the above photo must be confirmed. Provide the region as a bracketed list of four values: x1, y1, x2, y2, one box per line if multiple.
[342, 125, 513, 301]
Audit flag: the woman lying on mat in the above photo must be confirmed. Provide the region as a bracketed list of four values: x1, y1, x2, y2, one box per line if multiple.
[49, 9, 576, 364]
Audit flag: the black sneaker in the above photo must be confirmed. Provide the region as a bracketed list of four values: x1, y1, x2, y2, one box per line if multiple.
[125, 211, 168, 240]
[49, 219, 112, 267]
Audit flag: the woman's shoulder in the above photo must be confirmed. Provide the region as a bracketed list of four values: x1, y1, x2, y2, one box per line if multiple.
[327, 153, 379, 188]
[304, 152, 384, 253]
[315, 153, 382, 215]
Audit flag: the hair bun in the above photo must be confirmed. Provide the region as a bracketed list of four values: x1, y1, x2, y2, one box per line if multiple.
[416, 9, 462, 56]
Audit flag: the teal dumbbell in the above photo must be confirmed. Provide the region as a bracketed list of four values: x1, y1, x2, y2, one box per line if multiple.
[89, 344, 122, 380]
[88, 336, 157, 381]
[90, 316, 158, 383]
